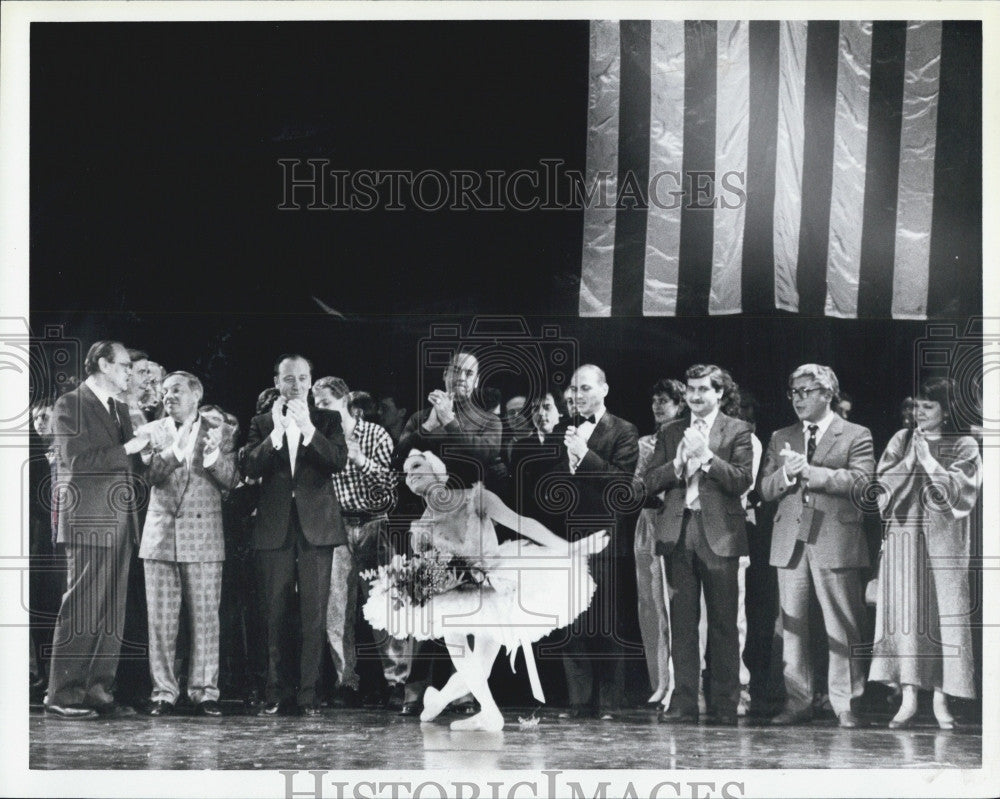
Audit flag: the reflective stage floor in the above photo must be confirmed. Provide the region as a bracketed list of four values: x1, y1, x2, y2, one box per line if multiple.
[28, 704, 981, 771]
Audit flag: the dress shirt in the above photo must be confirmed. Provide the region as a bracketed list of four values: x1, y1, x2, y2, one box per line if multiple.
[269, 413, 316, 477]
[782, 410, 836, 485]
[568, 406, 606, 473]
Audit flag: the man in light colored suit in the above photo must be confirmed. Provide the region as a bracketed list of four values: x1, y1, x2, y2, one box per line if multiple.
[760, 364, 874, 728]
[642, 365, 753, 726]
[139, 371, 238, 717]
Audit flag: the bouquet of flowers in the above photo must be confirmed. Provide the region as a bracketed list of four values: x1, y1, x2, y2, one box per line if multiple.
[362, 550, 489, 610]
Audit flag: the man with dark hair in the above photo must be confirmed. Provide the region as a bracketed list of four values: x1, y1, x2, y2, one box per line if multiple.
[241, 354, 348, 715]
[347, 390, 379, 424]
[377, 394, 407, 444]
[313, 377, 403, 709]
[558, 364, 639, 721]
[395, 350, 502, 716]
[760, 364, 874, 728]
[643, 364, 754, 726]
[139, 371, 238, 717]
[44, 341, 150, 718]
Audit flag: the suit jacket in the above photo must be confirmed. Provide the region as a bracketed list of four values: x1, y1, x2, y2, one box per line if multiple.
[506, 422, 569, 533]
[52, 383, 143, 548]
[241, 408, 348, 549]
[561, 411, 639, 551]
[396, 400, 502, 486]
[759, 414, 874, 568]
[139, 416, 239, 562]
[642, 412, 754, 558]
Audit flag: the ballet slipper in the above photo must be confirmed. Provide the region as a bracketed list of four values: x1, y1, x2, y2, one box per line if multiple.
[932, 691, 954, 730]
[420, 687, 448, 722]
[647, 688, 666, 705]
[450, 708, 505, 732]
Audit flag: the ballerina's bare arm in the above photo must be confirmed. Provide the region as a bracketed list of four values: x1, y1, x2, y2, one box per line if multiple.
[480, 488, 606, 553]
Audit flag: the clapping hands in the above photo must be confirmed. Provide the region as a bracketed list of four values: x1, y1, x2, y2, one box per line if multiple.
[780, 442, 809, 480]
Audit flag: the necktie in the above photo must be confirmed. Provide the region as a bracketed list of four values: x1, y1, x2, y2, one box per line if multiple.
[107, 397, 125, 444]
[806, 424, 819, 464]
[685, 418, 708, 509]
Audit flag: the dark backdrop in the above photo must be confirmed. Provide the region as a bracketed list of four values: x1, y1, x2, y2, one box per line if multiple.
[30, 22, 981, 451]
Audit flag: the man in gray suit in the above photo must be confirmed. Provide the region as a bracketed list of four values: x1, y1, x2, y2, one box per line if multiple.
[45, 341, 150, 719]
[760, 364, 874, 728]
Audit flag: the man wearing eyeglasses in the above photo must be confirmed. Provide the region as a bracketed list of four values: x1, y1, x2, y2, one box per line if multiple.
[642, 364, 753, 726]
[759, 364, 874, 728]
[44, 341, 151, 719]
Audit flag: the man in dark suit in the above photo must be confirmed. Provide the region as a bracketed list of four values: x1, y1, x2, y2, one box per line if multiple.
[642, 365, 754, 726]
[558, 364, 639, 720]
[44, 341, 150, 719]
[394, 350, 502, 716]
[241, 354, 348, 715]
[759, 363, 874, 728]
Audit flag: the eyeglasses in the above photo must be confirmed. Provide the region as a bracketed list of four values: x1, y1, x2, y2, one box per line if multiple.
[787, 387, 825, 400]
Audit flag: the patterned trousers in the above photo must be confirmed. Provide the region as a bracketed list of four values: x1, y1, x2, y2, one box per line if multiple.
[326, 517, 412, 691]
[143, 559, 223, 704]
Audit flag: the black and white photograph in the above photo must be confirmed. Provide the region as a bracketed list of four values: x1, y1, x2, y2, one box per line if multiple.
[1, 1, 996, 797]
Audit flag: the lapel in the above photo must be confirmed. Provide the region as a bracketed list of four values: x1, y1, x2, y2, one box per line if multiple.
[586, 412, 613, 458]
[811, 414, 843, 465]
[81, 383, 121, 444]
[707, 412, 726, 454]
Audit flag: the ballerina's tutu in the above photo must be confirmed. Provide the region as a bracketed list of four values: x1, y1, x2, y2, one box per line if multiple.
[362, 538, 604, 650]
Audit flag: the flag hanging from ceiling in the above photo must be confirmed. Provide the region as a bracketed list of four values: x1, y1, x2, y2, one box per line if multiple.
[579, 20, 981, 319]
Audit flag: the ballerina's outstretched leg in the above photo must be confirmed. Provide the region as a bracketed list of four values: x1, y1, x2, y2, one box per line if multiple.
[444, 632, 504, 732]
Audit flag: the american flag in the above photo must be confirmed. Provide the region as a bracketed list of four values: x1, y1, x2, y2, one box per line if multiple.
[579, 20, 981, 319]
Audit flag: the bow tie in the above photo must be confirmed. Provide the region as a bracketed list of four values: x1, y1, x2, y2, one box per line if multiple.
[574, 414, 597, 426]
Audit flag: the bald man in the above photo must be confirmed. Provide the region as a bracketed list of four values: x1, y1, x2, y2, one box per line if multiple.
[557, 364, 639, 720]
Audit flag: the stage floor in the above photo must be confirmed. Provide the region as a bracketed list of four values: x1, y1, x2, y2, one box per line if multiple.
[28, 704, 981, 771]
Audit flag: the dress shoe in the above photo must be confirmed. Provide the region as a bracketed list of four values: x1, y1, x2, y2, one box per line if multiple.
[332, 687, 362, 708]
[888, 714, 916, 730]
[937, 718, 955, 731]
[769, 707, 813, 726]
[657, 707, 698, 724]
[450, 699, 480, 716]
[837, 710, 861, 729]
[95, 702, 137, 718]
[598, 711, 617, 721]
[398, 701, 421, 717]
[44, 703, 98, 720]
[195, 700, 223, 717]
[557, 706, 591, 720]
[146, 700, 175, 717]
[386, 684, 405, 711]
[263, 699, 298, 716]
[301, 704, 322, 717]
[706, 712, 739, 727]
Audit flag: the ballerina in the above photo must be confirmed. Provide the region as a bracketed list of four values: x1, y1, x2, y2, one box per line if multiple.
[363, 449, 608, 732]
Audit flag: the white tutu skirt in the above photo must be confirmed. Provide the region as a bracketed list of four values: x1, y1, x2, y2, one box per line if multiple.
[362, 540, 598, 649]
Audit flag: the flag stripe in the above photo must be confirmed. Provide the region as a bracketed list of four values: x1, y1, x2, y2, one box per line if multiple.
[677, 21, 717, 317]
[741, 21, 780, 315]
[891, 21, 942, 319]
[709, 20, 749, 315]
[795, 21, 840, 317]
[643, 21, 686, 316]
[773, 21, 809, 312]
[611, 21, 652, 318]
[928, 22, 982, 317]
[857, 21, 908, 319]
[579, 20, 621, 317]
[824, 21, 873, 318]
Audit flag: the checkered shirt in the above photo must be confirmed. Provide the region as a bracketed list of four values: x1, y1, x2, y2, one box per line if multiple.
[331, 419, 396, 515]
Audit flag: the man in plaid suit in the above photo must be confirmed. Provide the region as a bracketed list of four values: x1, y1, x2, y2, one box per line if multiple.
[139, 371, 239, 717]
